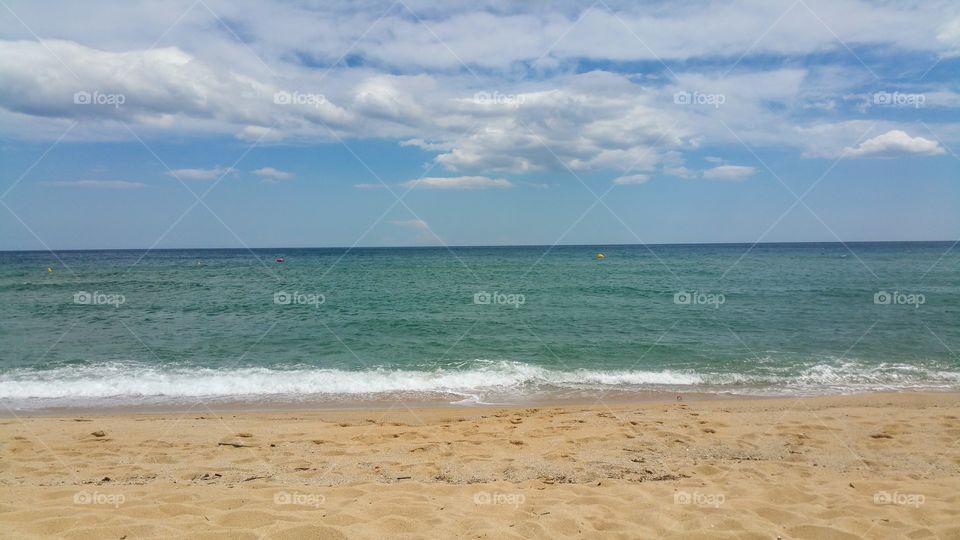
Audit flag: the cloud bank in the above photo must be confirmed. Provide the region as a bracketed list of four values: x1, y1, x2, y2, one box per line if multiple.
[0, 0, 956, 182]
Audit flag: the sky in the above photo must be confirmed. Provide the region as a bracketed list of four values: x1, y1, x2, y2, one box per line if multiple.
[0, 0, 958, 250]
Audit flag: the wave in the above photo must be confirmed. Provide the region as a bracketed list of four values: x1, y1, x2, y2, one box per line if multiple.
[1, 360, 958, 409]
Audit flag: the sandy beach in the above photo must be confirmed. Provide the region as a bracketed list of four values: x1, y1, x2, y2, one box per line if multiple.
[0, 393, 958, 539]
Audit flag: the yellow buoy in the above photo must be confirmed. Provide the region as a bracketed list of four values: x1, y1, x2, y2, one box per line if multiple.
[47, 267, 53, 273]
[595, 253, 605, 260]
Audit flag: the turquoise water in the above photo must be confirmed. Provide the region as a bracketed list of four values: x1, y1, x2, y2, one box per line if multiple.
[1, 242, 958, 409]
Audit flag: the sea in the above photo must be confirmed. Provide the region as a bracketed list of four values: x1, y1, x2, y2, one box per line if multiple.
[1, 242, 958, 411]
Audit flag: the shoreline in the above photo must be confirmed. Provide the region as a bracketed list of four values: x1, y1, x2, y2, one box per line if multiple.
[1, 392, 958, 538]
[8, 386, 957, 418]
[6, 388, 955, 418]
[1, 388, 742, 417]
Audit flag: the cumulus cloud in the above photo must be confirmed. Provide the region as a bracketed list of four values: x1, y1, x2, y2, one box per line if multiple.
[252, 167, 294, 182]
[44, 180, 145, 189]
[843, 130, 946, 158]
[702, 165, 756, 180]
[1, 1, 955, 73]
[0, 1, 957, 178]
[402, 176, 513, 189]
[0, 39, 690, 174]
[237, 126, 285, 142]
[0, 39, 351, 139]
[168, 167, 236, 181]
[430, 79, 689, 173]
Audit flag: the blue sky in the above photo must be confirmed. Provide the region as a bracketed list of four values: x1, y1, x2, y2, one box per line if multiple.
[0, 0, 958, 249]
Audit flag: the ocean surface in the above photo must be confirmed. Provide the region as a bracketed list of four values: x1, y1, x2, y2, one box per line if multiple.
[1, 242, 958, 410]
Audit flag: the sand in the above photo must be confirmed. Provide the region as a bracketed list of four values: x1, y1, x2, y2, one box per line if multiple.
[0, 392, 958, 539]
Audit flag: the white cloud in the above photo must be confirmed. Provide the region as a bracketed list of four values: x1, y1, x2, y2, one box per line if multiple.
[0, 2, 958, 177]
[2, 1, 955, 73]
[237, 126, 286, 142]
[429, 77, 688, 173]
[168, 167, 235, 181]
[400, 138, 454, 151]
[702, 165, 756, 180]
[0, 39, 350, 141]
[402, 176, 513, 189]
[0, 40, 691, 174]
[0, 37, 884, 176]
[252, 167, 294, 182]
[613, 174, 649, 185]
[44, 180, 145, 189]
[843, 130, 946, 158]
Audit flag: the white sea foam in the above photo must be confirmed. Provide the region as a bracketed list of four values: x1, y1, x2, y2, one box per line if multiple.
[0, 362, 700, 401]
[0, 360, 957, 409]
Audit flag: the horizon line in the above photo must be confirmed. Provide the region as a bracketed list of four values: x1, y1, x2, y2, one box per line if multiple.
[0, 239, 955, 253]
